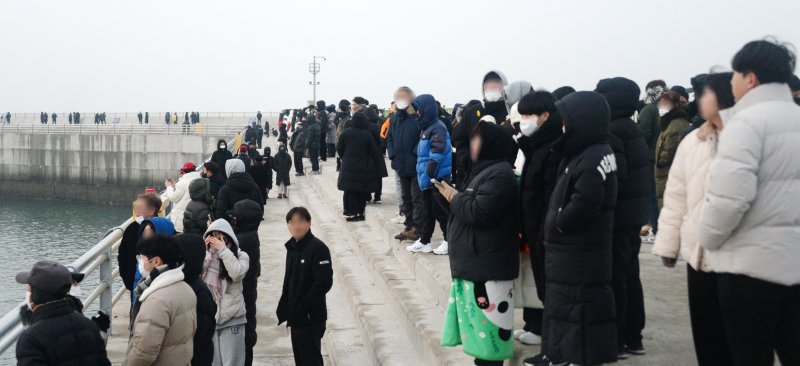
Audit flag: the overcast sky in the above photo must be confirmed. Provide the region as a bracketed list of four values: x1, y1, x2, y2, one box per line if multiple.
[1, 0, 798, 113]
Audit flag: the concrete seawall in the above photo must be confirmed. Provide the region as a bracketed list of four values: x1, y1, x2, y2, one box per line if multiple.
[0, 133, 224, 205]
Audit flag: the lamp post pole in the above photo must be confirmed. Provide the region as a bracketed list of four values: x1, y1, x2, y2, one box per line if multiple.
[308, 56, 326, 104]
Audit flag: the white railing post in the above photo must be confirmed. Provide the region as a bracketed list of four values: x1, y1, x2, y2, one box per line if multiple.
[99, 245, 112, 339]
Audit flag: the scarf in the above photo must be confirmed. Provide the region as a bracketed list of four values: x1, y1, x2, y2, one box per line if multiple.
[131, 264, 169, 329]
[202, 247, 224, 304]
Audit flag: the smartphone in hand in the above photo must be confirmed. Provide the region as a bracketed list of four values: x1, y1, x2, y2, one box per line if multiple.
[430, 178, 440, 185]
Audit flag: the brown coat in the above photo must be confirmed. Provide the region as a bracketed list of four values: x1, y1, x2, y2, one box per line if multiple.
[125, 266, 197, 366]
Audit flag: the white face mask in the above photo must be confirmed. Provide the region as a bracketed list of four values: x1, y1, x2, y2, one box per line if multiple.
[658, 108, 670, 117]
[219, 144, 226, 149]
[519, 117, 540, 136]
[135, 216, 144, 224]
[26, 291, 34, 310]
[484, 90, 503, 102]
[562, 126, 566, 133]
[69, 285, 82, 298]
[137, 259, 147, 276]
[395, 100, 409, 110]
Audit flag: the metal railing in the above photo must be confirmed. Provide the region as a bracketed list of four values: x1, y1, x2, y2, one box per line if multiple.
[0, 126, 247, 357]
[0, 217, 134, 354]
[1, 111, 281, 126]
[0, 123, 250, 136]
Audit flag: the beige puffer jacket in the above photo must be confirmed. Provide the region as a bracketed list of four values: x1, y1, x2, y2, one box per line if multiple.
[125, 266, 197, 366]
[652, 128, 717, 272]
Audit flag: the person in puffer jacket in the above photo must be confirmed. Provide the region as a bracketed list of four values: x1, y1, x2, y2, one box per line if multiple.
[203, 219, 250, 366]
[541, 91, 618, 366]
[215, 159, 263, 222]
[595, 77, 652, 357]
[184, 178, 213, 236]
[165, 162, 201, 232]
[406, 94, 452, 254]
[176, 233, 218, 366]
[231, 200, 262, 366]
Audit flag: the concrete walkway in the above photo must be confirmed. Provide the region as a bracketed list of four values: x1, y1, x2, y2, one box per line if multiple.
[107, 138, 698, 365]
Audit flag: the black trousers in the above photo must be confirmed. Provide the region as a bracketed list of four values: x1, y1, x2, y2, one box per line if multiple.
[718, 273, 800, 366]
[611, 227, 645, 348]
[399, 176, 424, 231]
[686, 265, 733, 366]
[372, 178, 382, 201]
[308, 149, 319, 172]
[244, 289, 258, 366]
[474, 358, 503, 366]
[523, 307, 543, 335]
[326, 143, 335, 157]
[343, 191, 368, 216]
[290, 322, 326, 366]
[420, 188, 449, 244]
[294, 151, 304, 174]
[319, 135, 327, 160]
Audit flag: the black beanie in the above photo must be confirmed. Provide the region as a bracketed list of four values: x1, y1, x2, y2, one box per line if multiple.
[670, 85, 690, 101]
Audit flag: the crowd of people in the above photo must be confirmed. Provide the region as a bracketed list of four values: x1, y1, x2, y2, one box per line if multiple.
[11, 38, 800, 366]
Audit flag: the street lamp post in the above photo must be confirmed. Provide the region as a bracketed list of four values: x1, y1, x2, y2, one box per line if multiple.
[308, 56, 326, 104]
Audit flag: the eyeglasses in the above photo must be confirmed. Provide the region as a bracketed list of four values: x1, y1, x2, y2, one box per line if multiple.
[136, 255, 155, 263]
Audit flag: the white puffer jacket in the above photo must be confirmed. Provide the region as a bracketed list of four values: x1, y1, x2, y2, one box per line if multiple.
[698, 83, 800, 286]
[165, 171, 201, 232]
[652, 128, 717, 272]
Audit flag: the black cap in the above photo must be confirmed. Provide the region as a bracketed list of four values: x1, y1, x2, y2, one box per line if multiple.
[16, 260, 72, 296]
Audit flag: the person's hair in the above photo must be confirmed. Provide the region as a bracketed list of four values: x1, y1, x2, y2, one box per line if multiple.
[285, 207, 312, 223]
[395, 86, 416, 100]
[137, 234, 182, 266]
[137, 193, 162, 217]
[788, 74, 800, 92]
[645, 79, 667, 90]
[703, 72, 736, 110]
[518, 91, 558, 116]
[552, 86, 576, 101]
[657, 91, 685, 106]
[732, 38, 796, 84]
[203, 161, 219, 176]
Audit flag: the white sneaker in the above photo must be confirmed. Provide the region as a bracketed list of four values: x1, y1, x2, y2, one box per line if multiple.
[433, 241, 448, 255]
[406, 240, 433, 253]
[517, 331, 542, 345]
[641, 234, 656, 244]
[513, 329, 527, 339]
[390, 214, 405, 224]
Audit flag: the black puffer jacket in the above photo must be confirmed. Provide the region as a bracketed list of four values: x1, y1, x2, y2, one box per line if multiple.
[272, 146, 292, 186]
[290, 126, 308, 153]
[176, 234, 217, 366]
[518, 113, 563, 250]
[336, 112, 382, 193]
[305, 116, 321, 154]
[210, 139, 233, 178]
[596, 77, 653, 229]
[215, 171, 263, 222]
[183, 178, 213, 236]
[16, 300, 110, 366]
[118, 221, 141, 291]
[448, 122, 520, 282]
[276, 231, 333, 327]
[542, 91, 618, 365]
[232, 199, 262, 297]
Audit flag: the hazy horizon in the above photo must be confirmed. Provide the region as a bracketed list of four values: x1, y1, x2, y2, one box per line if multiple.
[2, 0, 798, 112]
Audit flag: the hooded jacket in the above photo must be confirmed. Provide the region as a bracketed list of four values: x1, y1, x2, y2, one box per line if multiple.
[276, 230, 333, 327]
[126, 265, 197, 366]
[413, 94, 453, 191]
[183, 178, 213, 236]
[166, 171, 201, 233]
[272, 145, 293, 186]
[542, 91, 618, 365]
[290, 124, 308, 153]
[325, 112, 337, 144]
[211, 140, 233, 178]
[655, 106, 690, 206]
[232, 200, 262, 296]
[518, 111, 564, 252]
[596, 77, 653, 229]
[215, 159, 263, 221]
[447, 122, 520, 282]
[16, 299, 110, 366]
[203, 220, 250, 324]
[304, 116, 321, 154]
[453, 70, 509, 187]
[698, 83, 800, 286]
[175, 234, 217, 366]
[386, 109, 421, 178]
[336, 112, 383, 193]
